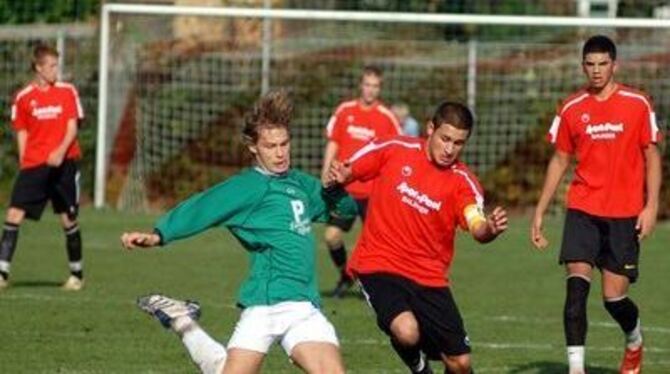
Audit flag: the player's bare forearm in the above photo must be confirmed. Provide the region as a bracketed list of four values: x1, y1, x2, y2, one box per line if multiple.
[643, 145, 661, 210]
[321, 141, 339, 181]
[534, 151, 571, 217]
[58, 118, 78, 154]
[16, 130, 27, 163]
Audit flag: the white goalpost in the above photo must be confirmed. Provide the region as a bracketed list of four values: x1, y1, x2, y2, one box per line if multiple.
[96, 3, 670, 210]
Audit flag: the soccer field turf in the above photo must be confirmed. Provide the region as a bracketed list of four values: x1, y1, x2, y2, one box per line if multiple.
[0, 208, 668, 373]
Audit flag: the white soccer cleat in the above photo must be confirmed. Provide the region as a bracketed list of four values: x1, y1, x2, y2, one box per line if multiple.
[137, 294, 201, 330]
[61, 275, 84, 291]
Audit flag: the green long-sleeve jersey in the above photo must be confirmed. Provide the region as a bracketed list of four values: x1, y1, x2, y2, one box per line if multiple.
[154, 167, 357, 308]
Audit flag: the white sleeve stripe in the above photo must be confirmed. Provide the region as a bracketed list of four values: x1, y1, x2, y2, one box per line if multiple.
[559, 93, 589, 115]
[452, 169, 484, 208]
[348, 139, 421, 163]
[548, 115, 561, 143]
[650, 112, 659, 142]
[618, 90, 652, 112]
[377, 105, 403, 135]
[10, 104, 16, 121]
[326, 115, 337, 138]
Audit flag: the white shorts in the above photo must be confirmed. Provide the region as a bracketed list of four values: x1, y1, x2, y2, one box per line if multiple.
[227, 301, 339, 356]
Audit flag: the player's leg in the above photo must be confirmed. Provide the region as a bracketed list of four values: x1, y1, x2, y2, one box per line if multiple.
[1, 167, 51, 287]
[51, 161, 84, 290]
[280, 303, 344, 373]
[600, 216, 643, 372]
[411, 286, 471, 374]
[359, 273, 430, 373]
[137, 294, 227, 374]
[324, 222, 353, 297]
[225, 305, 277, 373]
[559, 209, 601, 374]
[222, 349, 265, 374]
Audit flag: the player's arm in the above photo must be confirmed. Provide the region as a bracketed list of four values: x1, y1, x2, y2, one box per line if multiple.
[121, 176, 258, 250]
[636, 144, 662, 240]
[302, 172, 357, 223]
[531, 150, 571, 249]
[47, 117, 77, 167]
[468, 205, 508, 244]
[320, 140, 339, 184]
[16, 129, 27, 163]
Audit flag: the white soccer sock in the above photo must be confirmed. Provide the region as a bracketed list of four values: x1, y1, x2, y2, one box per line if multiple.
[626, 319, 643, 349]
[567, 346, 585, 373]
[179, 321, 227, 374]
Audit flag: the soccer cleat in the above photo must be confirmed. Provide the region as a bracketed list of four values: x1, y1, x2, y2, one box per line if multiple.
[619, 344, 642, 374]
[137, 294, 201, 330]
[61, 275, 84, 291]
[0, 277, 8, 291]
[331, 274, 354, 298]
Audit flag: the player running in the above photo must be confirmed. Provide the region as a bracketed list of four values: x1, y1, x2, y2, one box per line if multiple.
[531, 35, 662, 374]
[121, 90, 356, 374]
[0, 44, 85, 291]
[325, 101, 508, 374]
[321, 65, 402, 297]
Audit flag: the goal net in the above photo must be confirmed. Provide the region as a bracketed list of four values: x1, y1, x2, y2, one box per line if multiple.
[97, 4, 670, 212]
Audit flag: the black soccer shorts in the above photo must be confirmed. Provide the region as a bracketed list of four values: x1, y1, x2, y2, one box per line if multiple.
[358, 272, 471, 359]
[9, 160, 80, 221]
[327, 198, 368, 231]
[559, 208, 640, 282]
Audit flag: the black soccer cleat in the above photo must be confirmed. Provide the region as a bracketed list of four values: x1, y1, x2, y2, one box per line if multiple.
[331, 274, 354, 298]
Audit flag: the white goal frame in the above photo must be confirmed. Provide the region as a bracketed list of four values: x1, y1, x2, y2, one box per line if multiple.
[95, 3, 670, 208]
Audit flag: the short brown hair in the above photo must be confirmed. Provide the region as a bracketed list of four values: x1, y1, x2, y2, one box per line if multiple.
[361, 65, 383, 79]
[243, 89, 293, 144]
[32, 43, 59, 72]
[431, 101, 474, 135]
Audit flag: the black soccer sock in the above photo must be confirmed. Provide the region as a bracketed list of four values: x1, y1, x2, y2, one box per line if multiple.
[64, 224, 83, 279]
[0, 222, 20, 280]
[391, 338, 424, 373]
[604, 297, 639, 334]
[564, 276, 591, 346]
[328, 243, 348, 274]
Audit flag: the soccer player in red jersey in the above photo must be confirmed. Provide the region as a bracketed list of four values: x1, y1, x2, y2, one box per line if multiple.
[321, 65, 402, 297]
[325, 101, 508, 374]
[0, 44, 85, 291]
[531, 35, 662, 374]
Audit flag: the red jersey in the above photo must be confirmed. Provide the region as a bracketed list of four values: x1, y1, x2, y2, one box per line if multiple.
[11, 82, 84, 169]
[346, 136, 484, 287]
[548, 85, 660, 218]
[326, 100, 402, 199]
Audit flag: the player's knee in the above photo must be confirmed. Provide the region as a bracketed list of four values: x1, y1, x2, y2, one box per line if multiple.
[324, 227, 343, 248]
[443, 354, 471, 374]
[390, 317, 420, 346]
[5, 208, 25, 225]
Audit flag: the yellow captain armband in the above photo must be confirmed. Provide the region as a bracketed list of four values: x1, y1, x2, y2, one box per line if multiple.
[464, 204, 486, 232]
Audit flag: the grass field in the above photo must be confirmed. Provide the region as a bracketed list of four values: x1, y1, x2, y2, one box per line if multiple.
[0, 208, 668, 373]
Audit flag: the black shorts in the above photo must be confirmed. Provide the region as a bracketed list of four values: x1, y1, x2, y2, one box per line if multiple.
[9, 161, 80, 221]
[358, 272, 470, 359]
[327, 198, 367, 231]
[560, 209, 640, 282]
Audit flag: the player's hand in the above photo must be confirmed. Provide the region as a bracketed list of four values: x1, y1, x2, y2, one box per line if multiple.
[636, 204, 658, 241]
[324, 160, 352, 186]
[46, 149, 65, 167]
[530, 213, 549, 250]
[121, 232, 161, 249]
[487, 206, 508, 236]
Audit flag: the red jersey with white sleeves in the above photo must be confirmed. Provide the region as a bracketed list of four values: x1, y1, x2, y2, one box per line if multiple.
[547, 85, 661, 218]
[346, 136, 484, 287]
[326, 100, 402, 199]
[11, 82, 84, 169]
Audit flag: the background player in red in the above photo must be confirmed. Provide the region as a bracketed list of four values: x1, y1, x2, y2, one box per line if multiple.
[531, 35, 662, 374]
[325, 101, 508, 374]
[320, 65, 402, 297]
[0, 44, 85, 291]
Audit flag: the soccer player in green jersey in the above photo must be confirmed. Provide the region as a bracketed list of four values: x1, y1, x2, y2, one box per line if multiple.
[121, 90, 355, 374]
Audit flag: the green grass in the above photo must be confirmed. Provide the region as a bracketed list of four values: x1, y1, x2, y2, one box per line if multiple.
[0, 208, 668, 373]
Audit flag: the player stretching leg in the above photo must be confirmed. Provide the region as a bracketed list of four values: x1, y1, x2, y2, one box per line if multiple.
[532, 35, 661, 374]
[121, 90, 356, 373]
